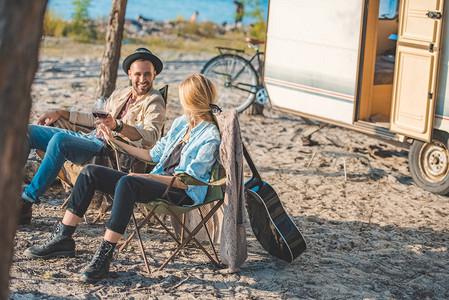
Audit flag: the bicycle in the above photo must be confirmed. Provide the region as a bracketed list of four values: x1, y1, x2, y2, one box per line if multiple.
[200, 38, 269, 112]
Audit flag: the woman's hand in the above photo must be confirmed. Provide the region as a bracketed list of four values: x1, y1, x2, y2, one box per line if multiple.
[97, 123, 116, 143]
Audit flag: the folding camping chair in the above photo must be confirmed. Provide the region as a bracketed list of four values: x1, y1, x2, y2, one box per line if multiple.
[108, 137, 227, 276]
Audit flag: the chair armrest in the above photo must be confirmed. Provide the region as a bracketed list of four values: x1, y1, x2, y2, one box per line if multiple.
[160, 172, 226, 205]
[175, 173, 207, 186]
[108, 139, 155, 165]
[175, 172, 226, 187]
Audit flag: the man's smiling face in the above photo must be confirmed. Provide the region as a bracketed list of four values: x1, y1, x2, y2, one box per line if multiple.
[128, 60, 156, 96]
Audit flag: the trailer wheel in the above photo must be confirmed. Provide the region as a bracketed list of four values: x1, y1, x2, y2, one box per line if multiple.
[409, 131, 449, 195]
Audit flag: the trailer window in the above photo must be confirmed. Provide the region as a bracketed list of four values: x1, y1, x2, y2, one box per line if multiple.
[379, 0, 398, 19]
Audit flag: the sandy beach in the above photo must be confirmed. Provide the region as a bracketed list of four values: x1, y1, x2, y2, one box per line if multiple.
[10, 45, 449, 299]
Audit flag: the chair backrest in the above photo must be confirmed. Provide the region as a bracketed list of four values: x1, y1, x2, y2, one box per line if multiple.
[203, 160, 226, 204]
[159, 85, 168, 137]
[202, 112, 227, 204]
[159, 85, 168, 105]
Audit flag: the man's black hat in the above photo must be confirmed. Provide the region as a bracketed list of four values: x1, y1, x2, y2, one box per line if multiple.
[122, 48, 163, 75]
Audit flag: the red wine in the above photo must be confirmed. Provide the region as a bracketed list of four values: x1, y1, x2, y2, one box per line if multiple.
[92, 111, 108, 119]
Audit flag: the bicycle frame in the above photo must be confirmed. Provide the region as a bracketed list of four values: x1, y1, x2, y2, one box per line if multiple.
[215, 46, 264, 94]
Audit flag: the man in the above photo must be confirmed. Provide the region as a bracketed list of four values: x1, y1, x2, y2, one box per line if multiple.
[234, 1, 244, 25]
[20, 48, 166, 224]
[190, 11, 199, 23]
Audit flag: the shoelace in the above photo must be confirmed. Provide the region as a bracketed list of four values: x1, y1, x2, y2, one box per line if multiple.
[91, 242, 112, 269]
[43, 223, 62, 246]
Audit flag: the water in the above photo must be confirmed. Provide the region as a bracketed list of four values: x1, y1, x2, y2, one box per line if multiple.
[48, 0, 268, 24]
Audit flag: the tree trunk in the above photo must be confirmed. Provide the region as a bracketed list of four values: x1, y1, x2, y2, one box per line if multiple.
[98, 0, 128, 99]
[0, 0, 48, 298]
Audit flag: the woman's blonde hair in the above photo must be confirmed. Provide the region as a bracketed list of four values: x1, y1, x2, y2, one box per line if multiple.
[179, 73, 216, 127]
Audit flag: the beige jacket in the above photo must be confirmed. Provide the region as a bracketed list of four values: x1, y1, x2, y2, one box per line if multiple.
[69, 86, 166, 148]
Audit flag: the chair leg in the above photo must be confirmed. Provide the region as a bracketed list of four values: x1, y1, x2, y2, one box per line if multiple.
[197, 207, 220, 263]
[181, 213, 186, 243]
[131, 212, 151, 276]
[119, 204, 158, 252]
[60, 195, 71, 209]
[158, 200, 224, 271]
[133, 211, 183, 270]
[151, 213, 182, 246]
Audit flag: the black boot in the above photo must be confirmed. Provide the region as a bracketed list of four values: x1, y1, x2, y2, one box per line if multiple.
[80, 240, 116, 283]
[24, 222, 76, 259]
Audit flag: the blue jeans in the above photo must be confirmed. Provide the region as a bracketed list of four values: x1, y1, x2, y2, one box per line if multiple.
[24, 124, 105, 203]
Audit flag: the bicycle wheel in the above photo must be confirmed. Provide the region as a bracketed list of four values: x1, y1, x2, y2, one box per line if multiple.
[201, 54, 258, 112]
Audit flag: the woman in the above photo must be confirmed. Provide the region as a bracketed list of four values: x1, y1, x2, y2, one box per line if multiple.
[24, 74, 221, 283]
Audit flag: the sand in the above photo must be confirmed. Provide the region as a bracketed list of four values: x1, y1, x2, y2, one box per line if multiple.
[10, 47, 449, 299]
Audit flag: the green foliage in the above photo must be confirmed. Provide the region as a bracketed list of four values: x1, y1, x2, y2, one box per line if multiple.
[198, 21, 218, 38]
[72, 0, 90, 23]
[41, 30, 248, 57]
[64, 22, 97, 42]
[64, 0, 97, 42]
[178, 20, 200, 36]
[170, 19, 217, 38]
[242, 0, 267, 39]
[249, 21, 266, 40]
[43, 9, 67, 37]
[42, 2, 97, 41]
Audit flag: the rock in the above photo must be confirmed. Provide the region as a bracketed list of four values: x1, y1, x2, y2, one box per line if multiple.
[42, 66, 64, 73]
[71, 82, 84, 89]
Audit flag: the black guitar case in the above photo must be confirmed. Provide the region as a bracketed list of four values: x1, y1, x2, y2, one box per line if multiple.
[243, 145, 307, 262]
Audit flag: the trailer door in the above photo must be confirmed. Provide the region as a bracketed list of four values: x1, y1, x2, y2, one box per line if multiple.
[264, 0, 363, 124]
[390, 0, 445, 141]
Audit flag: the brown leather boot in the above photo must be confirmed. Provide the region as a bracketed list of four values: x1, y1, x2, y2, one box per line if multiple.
[19, 199, 33, 225]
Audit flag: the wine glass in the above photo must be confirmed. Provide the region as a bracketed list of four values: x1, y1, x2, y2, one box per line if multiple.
[92, 97, 107, 119]
[91, 97, 107, 138]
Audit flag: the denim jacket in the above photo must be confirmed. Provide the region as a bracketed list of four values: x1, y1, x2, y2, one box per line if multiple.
[149, 115, 221, 205]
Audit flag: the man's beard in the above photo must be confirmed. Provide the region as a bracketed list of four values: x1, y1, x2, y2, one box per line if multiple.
[133, 81, 152, 95]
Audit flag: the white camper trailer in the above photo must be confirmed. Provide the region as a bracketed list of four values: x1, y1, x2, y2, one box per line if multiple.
[264, 0, 449, 195]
